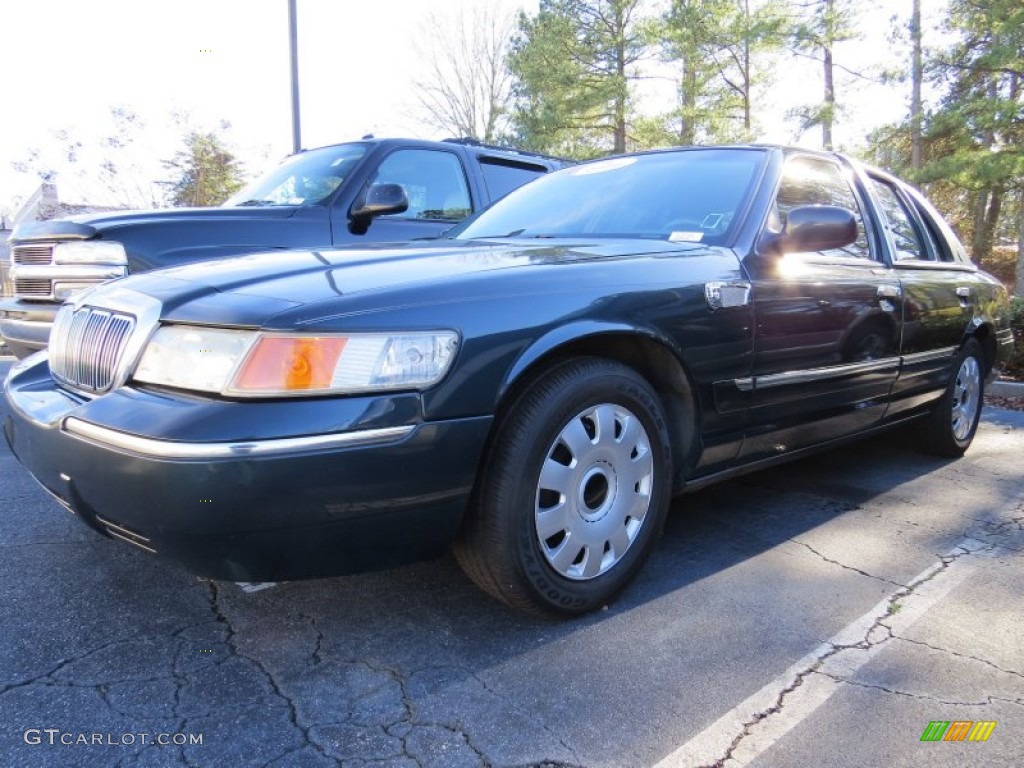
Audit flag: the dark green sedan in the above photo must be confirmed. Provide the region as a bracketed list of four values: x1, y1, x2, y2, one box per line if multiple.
[3, 146, 1013, 615]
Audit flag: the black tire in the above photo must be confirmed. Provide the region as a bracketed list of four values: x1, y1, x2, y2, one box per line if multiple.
[918, 338, 985, 458]
[454, 357, 673, 616]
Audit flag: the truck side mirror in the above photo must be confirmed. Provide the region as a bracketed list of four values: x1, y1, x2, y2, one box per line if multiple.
[349, 183, 409, 234]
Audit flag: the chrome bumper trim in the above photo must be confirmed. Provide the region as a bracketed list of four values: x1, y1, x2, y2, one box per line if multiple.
[95, 515, 157, 554]
[62, 418, 416, 459]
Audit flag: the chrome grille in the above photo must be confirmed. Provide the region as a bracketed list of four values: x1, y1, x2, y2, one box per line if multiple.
[14, 278, 53, 297]
[12, 243, 55, 265]
[50, 306, 136, 393]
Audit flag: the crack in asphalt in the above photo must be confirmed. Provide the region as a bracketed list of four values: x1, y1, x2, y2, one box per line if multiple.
[888, 634, 1024, 680]
[202, 579, 330, 763]
[788, 538, 907, 587]
[967, 513, 1024, 552]
[822, 674, 1023, 707]
[298, 611, 326, 667]
[468, 670, 583, 766]
[0, 633, 154, 696]
[358, 658, 478, 767]
[197, 589, 495, 767]
[701, 539, 996, 768]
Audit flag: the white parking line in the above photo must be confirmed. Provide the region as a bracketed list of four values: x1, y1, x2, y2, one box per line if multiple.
[235, 581, 279, 593]
[654, 536, 993, 768]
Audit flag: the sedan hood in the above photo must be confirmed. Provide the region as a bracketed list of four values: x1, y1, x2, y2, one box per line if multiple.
[116, 238, 705, 326]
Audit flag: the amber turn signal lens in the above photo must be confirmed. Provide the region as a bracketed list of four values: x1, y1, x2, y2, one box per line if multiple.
[233, 337, 347, 391]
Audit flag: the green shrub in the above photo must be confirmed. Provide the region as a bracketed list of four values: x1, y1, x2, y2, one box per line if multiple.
[986, 246, 1017, 291]
[1004, 296, 1024, 379]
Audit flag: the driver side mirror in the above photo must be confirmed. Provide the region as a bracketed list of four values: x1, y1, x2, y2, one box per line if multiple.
[758, 205, 857, 257]
[349, 183, 409, 235]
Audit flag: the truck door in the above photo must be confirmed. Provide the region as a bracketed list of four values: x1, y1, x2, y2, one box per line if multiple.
[332, 148, 474, 243]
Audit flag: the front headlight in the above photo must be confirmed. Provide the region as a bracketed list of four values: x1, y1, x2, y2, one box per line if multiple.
[133, 325, 459, 397]
[52, 240, 128, 265]
[134, 326, 257, 392]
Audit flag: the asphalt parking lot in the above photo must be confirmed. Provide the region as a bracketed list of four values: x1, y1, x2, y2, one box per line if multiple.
[1, 357, 1021, 768]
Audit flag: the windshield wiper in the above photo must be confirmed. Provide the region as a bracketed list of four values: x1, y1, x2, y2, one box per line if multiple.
[477, 230, 560, 239]
[236, 199, 279, 207]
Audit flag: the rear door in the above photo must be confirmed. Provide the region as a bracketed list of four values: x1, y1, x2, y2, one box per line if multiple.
[864, 173, 982, 418]
[740, 155, 902, 460]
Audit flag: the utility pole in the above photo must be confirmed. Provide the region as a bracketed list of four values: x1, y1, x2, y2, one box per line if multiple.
[288, 0, 302, 153]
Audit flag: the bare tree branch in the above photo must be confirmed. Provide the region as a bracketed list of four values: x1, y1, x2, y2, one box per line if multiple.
[412, 6, 516, 141]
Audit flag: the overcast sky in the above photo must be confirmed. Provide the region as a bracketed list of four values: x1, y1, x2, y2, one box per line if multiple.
[0, 0, 946, 214]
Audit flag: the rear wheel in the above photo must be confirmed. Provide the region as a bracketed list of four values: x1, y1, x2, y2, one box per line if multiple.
[919, 338, 985, 458]
[454, 358, 673, 615]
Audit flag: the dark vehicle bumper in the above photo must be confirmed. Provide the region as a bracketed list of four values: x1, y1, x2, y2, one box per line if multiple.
[2, 356, 491, 581]
[0, 298, 58, 358]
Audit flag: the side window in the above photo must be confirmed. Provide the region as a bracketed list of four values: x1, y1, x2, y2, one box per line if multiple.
[774, 157, 872, 259]
[479, 158, 547, 201]
[905, 188, 965, 263]
[372, 149, 472, 221]
[869, 178, 932, 261]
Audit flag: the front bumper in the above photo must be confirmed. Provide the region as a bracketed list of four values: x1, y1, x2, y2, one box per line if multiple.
[0, 298, 59, 358]
[3, 356, 492, 581]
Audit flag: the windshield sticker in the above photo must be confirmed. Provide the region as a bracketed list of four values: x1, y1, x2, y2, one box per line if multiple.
[568, 157, 637, 176]
[669, 231, 704, 243]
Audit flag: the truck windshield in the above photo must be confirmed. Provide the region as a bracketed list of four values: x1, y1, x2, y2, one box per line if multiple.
[450, 148, 766, 245]
[224, 144, 368, 207]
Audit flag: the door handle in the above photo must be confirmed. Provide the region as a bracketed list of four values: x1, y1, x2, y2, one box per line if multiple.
[956, 286, 971, 299]
[877, 285, 901, 299]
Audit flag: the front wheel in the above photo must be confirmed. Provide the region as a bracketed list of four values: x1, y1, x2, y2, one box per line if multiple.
[454, 358, 673, 615]
[919, 338, 985, 458]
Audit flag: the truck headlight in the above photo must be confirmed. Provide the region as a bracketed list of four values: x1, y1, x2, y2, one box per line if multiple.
[133, 326, 459, 396]
[52, 241, 128, 265]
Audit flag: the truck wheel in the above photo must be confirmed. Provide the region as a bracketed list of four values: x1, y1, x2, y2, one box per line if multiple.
[455, 358, 672, 615]
[919, 338, 985, 458]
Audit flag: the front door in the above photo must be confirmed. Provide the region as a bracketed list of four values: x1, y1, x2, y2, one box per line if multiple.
[740, 155, 902, 460]
[332, 148, 474, 243]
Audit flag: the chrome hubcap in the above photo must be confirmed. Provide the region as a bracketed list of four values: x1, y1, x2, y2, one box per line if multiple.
[534, 403, 654, 581]
[951, 355, 981, 441]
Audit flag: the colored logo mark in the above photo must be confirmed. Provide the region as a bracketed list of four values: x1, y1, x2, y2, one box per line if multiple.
[920, 720, 996, 742]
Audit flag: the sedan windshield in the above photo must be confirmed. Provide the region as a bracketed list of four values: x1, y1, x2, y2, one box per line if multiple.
[224, 144, 368, 207]
[452, 148, 766, 245]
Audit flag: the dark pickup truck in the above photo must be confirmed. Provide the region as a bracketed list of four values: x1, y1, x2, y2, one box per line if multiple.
[0, 137, 566, 357]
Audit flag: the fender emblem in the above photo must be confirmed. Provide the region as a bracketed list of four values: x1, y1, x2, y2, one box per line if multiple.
[705, 281, 751, 310]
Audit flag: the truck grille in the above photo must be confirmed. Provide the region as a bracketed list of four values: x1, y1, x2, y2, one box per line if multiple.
[50, 306, 136, 393]
[12, 243, 55, 265]
[14, 278, 53, 297]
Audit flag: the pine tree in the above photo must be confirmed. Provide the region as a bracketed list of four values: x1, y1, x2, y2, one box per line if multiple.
[165, 131, 244, 207]
[508, 0, 646, 157]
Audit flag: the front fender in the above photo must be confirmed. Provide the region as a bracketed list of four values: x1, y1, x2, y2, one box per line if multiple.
[498, 320, 686, 400]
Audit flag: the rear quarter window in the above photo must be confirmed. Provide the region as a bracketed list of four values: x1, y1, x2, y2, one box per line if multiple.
[478, 157, 549, 201]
